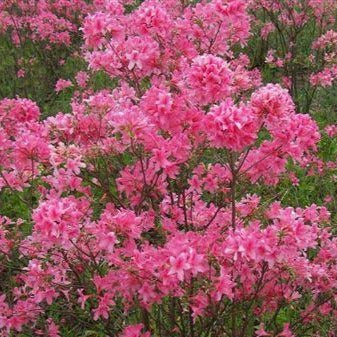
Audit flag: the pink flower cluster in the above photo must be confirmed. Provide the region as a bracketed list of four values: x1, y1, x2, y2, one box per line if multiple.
[186, 54, 233, 104]
[55, 79, 73, 93]
[310, 66, 337, 87]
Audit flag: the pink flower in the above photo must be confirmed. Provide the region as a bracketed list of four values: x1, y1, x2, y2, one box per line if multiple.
[93, 293, 115, 321]
[205, 99, 258, 151]
[77, 289, 91, 310]
[55, 79, 72, 93]
[168, 252, 191, 281]
[213, 268, 234, 301]
[310, 67, 337, 87]
[187, 54, 233, 104]
[278, 323, 295, 337]
[325, 125, 337, 137]
[120, 324, 150, 337]
[17, 69, 25, 78]
[251, 84, 295, 118]
[75, 71, 89, 88]
[256, 323, 271, 336]
[261, 23, 275, 39]
[47, 319, 60, 337]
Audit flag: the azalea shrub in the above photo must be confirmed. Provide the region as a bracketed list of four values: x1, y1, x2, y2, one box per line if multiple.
[0, 0, 337, 337]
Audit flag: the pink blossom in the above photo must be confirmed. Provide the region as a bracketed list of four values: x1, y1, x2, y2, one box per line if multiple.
[120, 324, 150, 337]
[55, 79, 73, 93]
[205, 99, 259, 151]
[17, 69, 25, 78]
[251, 84, 295, 118]
[168, 252, 191, 281]
[75, 71, 89, 88]
[187, 54, 233, 104]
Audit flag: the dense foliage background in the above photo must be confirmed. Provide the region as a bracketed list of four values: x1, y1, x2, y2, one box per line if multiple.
[0, 0, 336, 336]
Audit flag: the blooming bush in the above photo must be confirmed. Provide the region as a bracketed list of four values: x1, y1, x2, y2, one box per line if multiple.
[0, 1, 336, 337]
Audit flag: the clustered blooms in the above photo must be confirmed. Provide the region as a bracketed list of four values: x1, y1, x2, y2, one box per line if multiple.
[205, 99, 259, 151]
[82, 0, 256, 94]
[325, 124, 337, 138]
[0, 1, 336, 337]
[186, 55, 233, 104]
[55, 79, 73, 93]
[250, 84, 295, 118]
[309, 30, 337, 87]
[310, 66, 337, 87]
